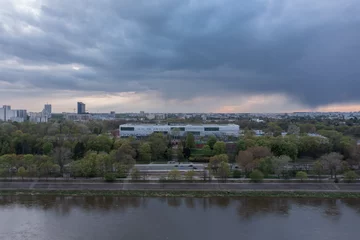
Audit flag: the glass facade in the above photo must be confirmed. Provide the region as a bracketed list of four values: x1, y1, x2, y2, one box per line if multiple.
[120, 127, 135, 131]
[204, 127, 219, 131]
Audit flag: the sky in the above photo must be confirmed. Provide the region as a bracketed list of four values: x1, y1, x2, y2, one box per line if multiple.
[1, 0, 360, 113]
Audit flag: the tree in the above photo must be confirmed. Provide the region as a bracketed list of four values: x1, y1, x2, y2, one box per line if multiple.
[131, 168, 141, 180]
[87, 135, 113, 153]
[213, 141, 226, 155]
[267, 122, 283, 135]
[247, 146, 272, 159]
[299, 123, 316, 133]
[119, 142, 136, 158]
[114, 163, 128, 178]
[344, 171, 358, 183]
[17, 166, 27, 180]
[349, 146, 360, 166]
[42, 142, 53, 155]
[185, 170, 196, 181]
[111, 150, 135, 169]
[296, 171, 308, 182]
[80, 153, 98, 178]
[218, 161, 230, 181]
[271, 138, 298, 160]
[207, 135, 217, 149]
[138, 143, 152, 163]
[320, 152, 343, 179]
[232, 169, 241, 178]
[96, 152, 113, 175]
[271, 155, 291, 178]
[168, 169, 181, 181]
[149, 133, 168, 161]
[177, 143, 185, 161]
[209, 154, 228, 173]
[52, 147, 72, 174]
[258, 157, 273, 177]
[236, 138, 246, 152]
[298, 136, 331, 158]
[287, 124, 300, 135]
[185, 133, 195, 149]
[250, 170, 264, 182]
[237, 150, 255, 176]
[313, 160, 324, 180]
[183, 147, 191, 159]
[73, 142, 86, 160]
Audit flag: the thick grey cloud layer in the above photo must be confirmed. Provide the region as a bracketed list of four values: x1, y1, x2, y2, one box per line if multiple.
[1, 0, 360, 107]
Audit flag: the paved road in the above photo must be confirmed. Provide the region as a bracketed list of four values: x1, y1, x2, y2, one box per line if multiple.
[134, 163, 205, 172]
[1, 182, 360, 192]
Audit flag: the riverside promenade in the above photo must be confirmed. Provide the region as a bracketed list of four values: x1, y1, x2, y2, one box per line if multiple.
[1, 181, 360, 192]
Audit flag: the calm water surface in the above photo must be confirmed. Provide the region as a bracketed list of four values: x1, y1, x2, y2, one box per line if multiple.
[0, 195, 360, 240]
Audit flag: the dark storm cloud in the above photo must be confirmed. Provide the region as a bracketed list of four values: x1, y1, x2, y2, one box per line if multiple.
[1, 0, 360, 107]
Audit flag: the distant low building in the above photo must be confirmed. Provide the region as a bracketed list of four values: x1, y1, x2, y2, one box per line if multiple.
[0, 105, 27, 122]
[119, 124, 240, 138]
[29, 112, 48, 123]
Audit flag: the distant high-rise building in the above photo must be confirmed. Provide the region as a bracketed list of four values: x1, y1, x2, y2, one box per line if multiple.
[77, 102, 86, 114]
[44, 104, 52, 116]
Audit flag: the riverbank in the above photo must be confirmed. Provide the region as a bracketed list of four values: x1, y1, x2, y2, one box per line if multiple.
[1, 190, 360, 198]
[1, 182, 360, 198]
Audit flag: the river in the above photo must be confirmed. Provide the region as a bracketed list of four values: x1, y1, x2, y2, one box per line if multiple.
[0, 195, 359, 240]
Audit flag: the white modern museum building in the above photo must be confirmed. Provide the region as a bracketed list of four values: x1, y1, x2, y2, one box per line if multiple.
[119, 124, 240, 138]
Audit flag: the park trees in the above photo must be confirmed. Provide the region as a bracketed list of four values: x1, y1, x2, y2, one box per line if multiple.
[207, 135, 217, 149]
[185, 133, 195, 149]
[168, 169, 181, 181]
[87, 135, 113, 153]
[271, 155, 291, 178]
[313, 160, 324, 180]
[250, 169, 264, 182]
[218, 161, 231, 181]
[287, 124, 300, 135]
[296, 171, 308, 182]
[42, 142, 53, 155]
[344, 171, 358, 183]
[202, 144, 213, 157]
[270, 138, 298, 159]
[185, 170, 196, 181]
[17, 166, 27, 180]
[237, 150, 255, 176]
[209, 154, 228, 173]
[53, 147, 72, 174]
[73, 142, 86, 160]
[213, 141, 226, 155]
[149, 133, 168, 161]
[319, 152, 343, 179]
[138, 143, 152, 163]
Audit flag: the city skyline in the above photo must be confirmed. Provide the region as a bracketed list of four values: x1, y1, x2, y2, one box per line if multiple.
[1, 1, 360, 113]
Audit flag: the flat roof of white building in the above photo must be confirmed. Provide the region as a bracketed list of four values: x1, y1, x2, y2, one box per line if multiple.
[120, 124, 239, 126]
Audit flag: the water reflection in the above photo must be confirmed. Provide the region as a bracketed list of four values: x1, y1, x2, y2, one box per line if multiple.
[0, 195, 360, 220]
[236, 197, 289, 219]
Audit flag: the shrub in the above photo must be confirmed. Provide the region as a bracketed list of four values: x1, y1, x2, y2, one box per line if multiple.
[131, 168, 141, 180]
[159, 176, 167, 182]
[296, 171, 308, 182]
[116, 165, 128, 178]
[104, 173, 116, 182]
[168, 169, 181, 181]
[185, 170, 196, 181]
[344, 171, 358, 183]
[250, 170, 264, 182]
[17, 166, 27, 180]
[232, 170, 241, 178]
